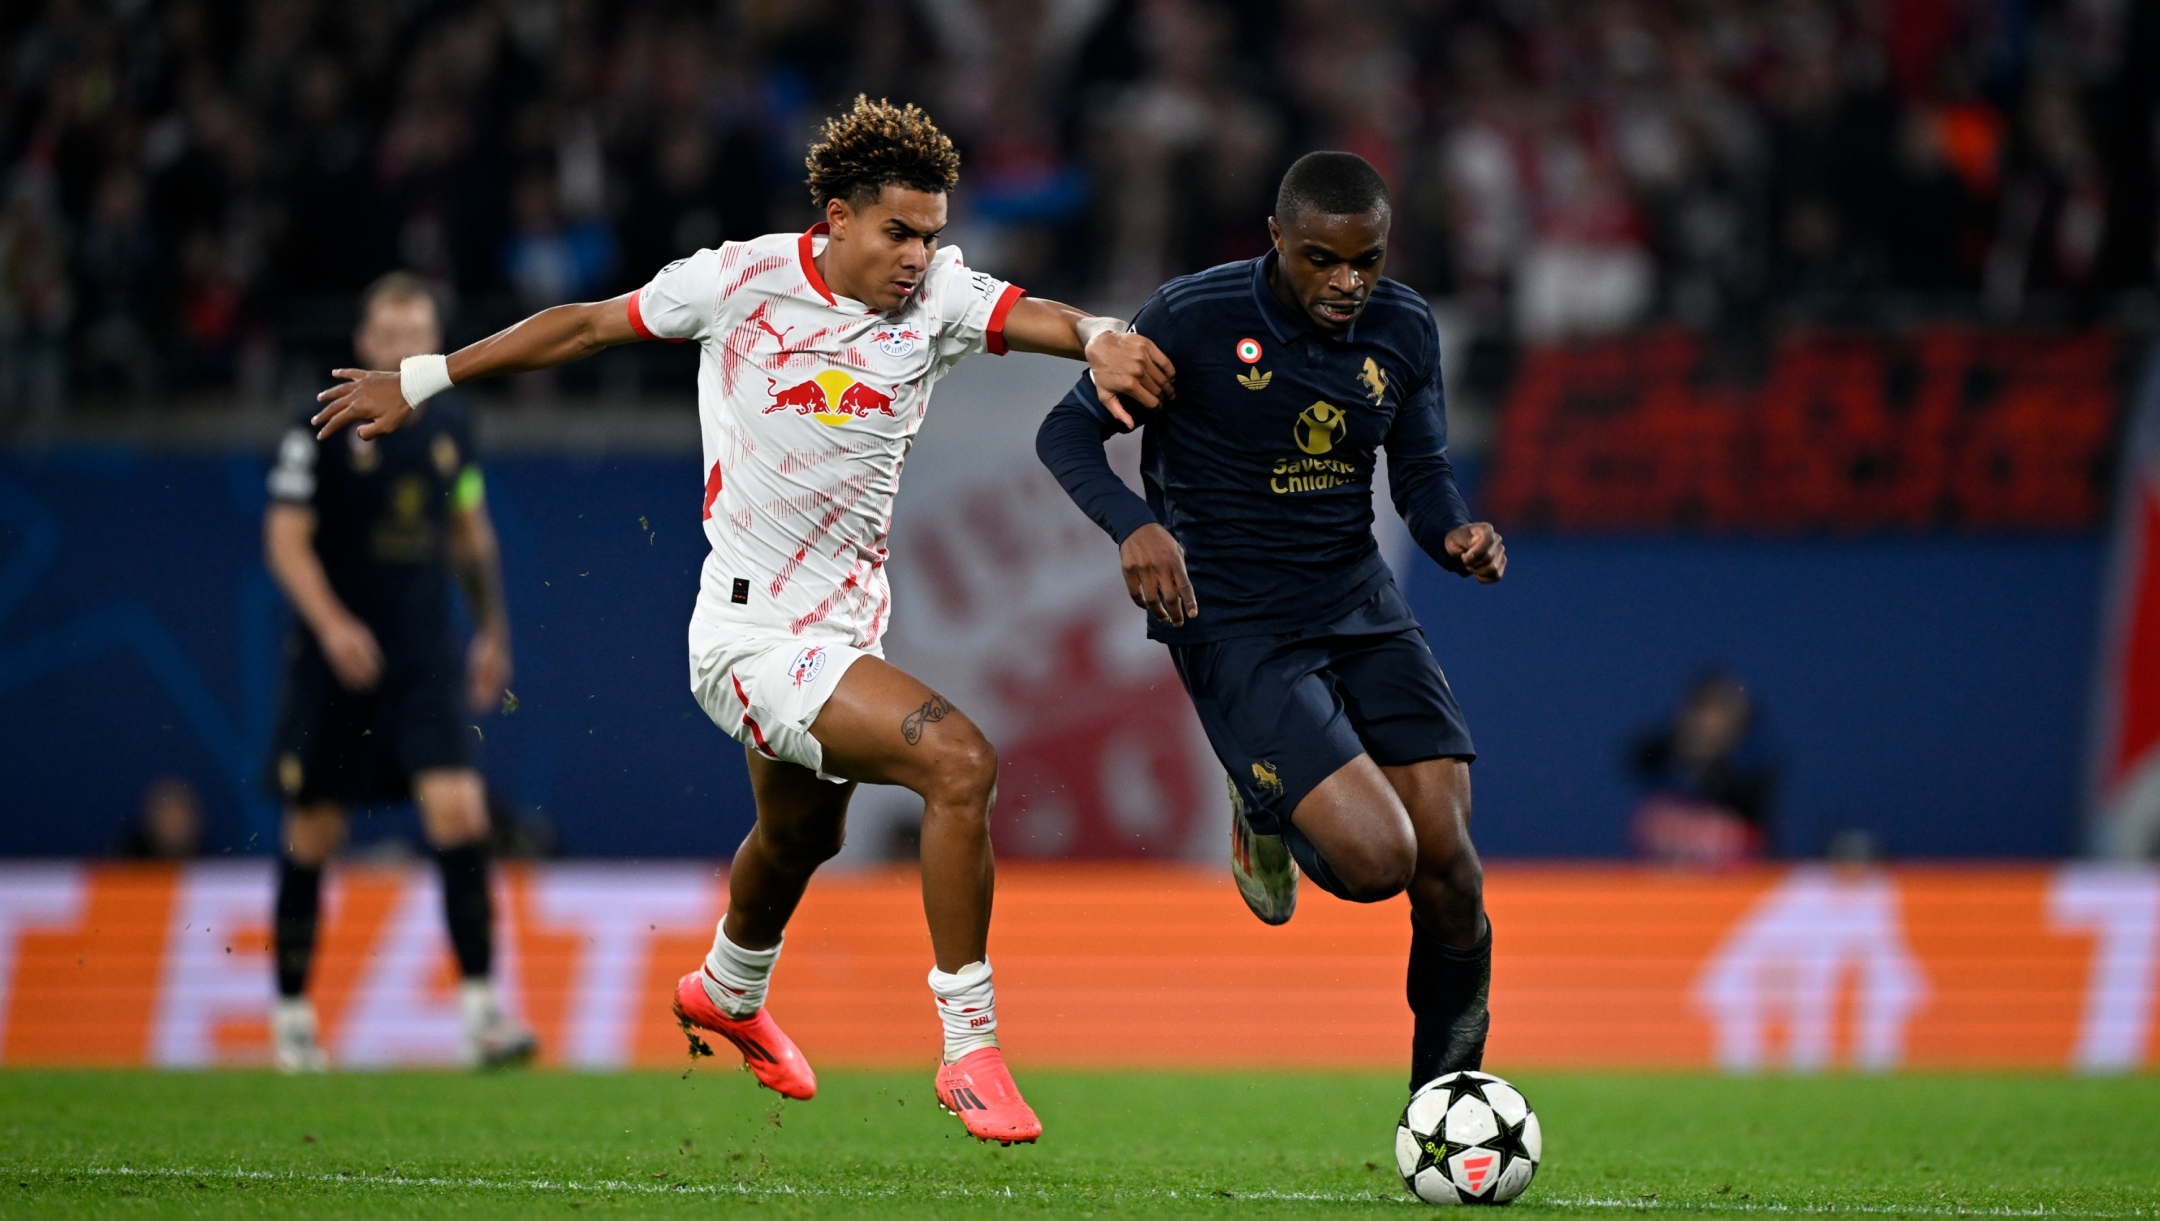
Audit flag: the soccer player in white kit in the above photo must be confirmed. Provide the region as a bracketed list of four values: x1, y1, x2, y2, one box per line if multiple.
[310, 98, 1174, 1145]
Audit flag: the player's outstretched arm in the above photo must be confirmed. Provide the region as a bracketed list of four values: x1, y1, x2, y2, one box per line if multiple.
[311, 294, 644, 440]
[999, 297, 1175, 429]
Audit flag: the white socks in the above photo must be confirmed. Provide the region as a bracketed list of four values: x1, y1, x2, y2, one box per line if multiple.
[701, 923, 781, 1018]
[698, 921, 996, 1061]
[459, 979, 496, 1034]
[928, 960, 1000, 1063]
[272, 996, 317, 1039]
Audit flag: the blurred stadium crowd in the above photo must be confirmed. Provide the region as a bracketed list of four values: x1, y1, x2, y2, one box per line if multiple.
[1, 0, 2156, 416]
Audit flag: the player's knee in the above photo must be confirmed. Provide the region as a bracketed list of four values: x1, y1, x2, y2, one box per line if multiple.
[1331, 830, 1417, 903]
[282, 808, 345, 866]
[1421, 825, 1484, 904]
[415, 770, 488, 848]
[1413, 841, 1484, 924]
[1445, 852, 1484, 906]
[929, 734, 998, 804]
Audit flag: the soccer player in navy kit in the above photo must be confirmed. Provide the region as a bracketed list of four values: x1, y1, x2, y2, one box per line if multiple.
[263, 273, 536, 1071]
[1037, 152, 1506, 1091]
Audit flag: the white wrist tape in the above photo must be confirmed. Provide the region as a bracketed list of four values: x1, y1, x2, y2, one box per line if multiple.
[399, 354, 453, 410]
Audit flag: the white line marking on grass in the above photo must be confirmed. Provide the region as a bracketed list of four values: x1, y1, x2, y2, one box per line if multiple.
[1542, 1198, 2156, 1219]
[32, 1168, 2154, 1217]
[42, 1166, 1412, 1205]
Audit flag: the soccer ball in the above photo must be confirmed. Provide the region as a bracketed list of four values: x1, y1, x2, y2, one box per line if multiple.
[1395, 1071, 1541, 1205]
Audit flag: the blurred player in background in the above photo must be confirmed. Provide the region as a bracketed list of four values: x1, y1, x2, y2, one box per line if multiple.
[1628, 669, 1778, 866]
[1039, 152, 1504, 1096]
[308, 98, 1175, 1144]
[264, 272, 536, 1072]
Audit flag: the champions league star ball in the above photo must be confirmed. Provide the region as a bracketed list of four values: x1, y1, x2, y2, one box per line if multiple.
[1395, 1071, 1542, 1205]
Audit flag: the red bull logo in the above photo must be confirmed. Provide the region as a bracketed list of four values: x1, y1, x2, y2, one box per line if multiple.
[764, 370, 896, 427]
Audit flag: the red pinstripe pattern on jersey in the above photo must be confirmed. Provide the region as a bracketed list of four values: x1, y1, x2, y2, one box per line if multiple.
[861, 580, 892, 649]
[718, 301, 782, 394]
[769, 476, 874, 596]
[789, 564, 864, 635]
[723, 254, 789, 302]
[778, 437, 881, 477]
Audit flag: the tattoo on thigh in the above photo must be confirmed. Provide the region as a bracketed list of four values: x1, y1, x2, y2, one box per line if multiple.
[901, 695, 953, 746]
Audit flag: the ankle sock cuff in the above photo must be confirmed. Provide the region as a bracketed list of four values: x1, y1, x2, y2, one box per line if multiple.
[702, 922, 781, 1018]
[929, 960, 999, 1062]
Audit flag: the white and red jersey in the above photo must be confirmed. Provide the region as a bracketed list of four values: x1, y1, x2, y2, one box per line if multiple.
[630, 224, 1023, 650]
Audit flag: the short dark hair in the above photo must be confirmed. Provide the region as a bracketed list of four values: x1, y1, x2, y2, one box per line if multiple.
[357, 270, 439, 325]
[1274, 151, 1391, 222]
[805, 95, 961, 209]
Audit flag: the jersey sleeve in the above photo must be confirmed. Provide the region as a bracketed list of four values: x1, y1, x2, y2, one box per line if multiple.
[628, 246, 727, 342]
[1035, 288, 1175, 545]
[1384, 313, 1473, 568]
[924, 245, 1025, 369]
[267, 406, 321, 506]
[440, 399, 485, 511]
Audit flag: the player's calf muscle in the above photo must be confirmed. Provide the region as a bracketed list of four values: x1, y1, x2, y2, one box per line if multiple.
[750, 804, 848, 868]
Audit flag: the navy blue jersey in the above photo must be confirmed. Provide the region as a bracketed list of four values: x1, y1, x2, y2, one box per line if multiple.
[1037, 254, 1472, 643]
[267, 393, 479, 658]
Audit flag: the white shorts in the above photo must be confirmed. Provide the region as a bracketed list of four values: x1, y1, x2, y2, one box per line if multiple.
[688, 616, 876, 782]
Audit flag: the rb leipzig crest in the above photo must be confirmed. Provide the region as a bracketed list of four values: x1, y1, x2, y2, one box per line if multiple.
[872, 327, 922, 358]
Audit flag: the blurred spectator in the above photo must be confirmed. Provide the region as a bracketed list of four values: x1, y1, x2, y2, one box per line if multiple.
[75, 165, 157, 399]
[1087, 0, 1280, 305]
[620, 122, 723, 285]
[1, 0, 2156, 414]
[1884, 53, 2004, 296]
[114, 776, 205, 859]
[504, 170, 616, 312]
[1431, 24, 1532, 333]
[1984, 74, 2110, 320]
[0, 164, 73, 419]
[1628, 670, 1779, 867]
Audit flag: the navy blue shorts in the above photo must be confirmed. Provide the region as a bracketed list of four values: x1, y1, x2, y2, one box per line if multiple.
[1168, 614, 1474, 877]
[263, 630, 474, 806]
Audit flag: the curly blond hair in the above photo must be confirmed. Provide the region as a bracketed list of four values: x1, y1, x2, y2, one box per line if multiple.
[805, 95, 960, 208]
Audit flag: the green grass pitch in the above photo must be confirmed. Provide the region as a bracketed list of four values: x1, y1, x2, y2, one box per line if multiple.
[1, 1069, 2154, 1218]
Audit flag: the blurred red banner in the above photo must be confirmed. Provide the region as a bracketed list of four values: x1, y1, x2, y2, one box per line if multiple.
[1486, 329, 2121, 532]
